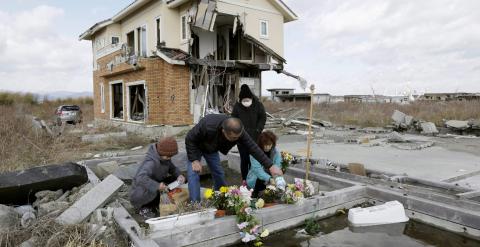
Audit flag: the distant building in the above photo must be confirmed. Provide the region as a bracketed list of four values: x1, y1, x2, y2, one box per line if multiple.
[266, 88, 331, 103]
[390, 95, 410, 104]
[420, 93, 480, 101]
[344, 95, 392, 103]
[266, 88, 295, 102]
[329, 95, 345, 103]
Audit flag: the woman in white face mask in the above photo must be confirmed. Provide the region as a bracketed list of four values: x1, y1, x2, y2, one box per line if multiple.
[241, 98, 253, 107]
[232, 84, 267, 184]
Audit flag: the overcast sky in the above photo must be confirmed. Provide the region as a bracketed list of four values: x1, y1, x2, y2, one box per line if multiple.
[1, 0, 479, 95]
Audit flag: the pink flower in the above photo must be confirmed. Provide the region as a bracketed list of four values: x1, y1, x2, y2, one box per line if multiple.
[237, 222, 249, 230]
[295, 180, 304, 191]
[250, 225, 260, 234]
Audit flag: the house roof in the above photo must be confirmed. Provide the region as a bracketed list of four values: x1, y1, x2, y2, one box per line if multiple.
[79, 0, 152, 40]
[80, 0, 298, 40]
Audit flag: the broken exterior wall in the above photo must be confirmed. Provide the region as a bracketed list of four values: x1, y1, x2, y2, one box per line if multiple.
[216, 0, 285, 57]
[93, 50, 192, 126]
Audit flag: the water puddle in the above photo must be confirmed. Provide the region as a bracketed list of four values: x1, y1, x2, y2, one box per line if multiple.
[251, 215, 480, 247]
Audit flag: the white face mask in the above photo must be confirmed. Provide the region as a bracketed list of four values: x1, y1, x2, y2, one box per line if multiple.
[241, 99, 252, 107]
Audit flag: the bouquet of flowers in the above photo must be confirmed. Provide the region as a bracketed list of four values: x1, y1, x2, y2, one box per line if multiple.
[282, 183, 305, 204]
[280, 151, 294, 173]
[294, 178, 315, 197]
[206, 185, 269, 246]
[262, 184, 281, 203]
[204, 186, 229, 210]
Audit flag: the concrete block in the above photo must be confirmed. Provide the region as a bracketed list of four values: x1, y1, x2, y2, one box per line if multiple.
[38, 201, 69, 217]
[445, 120, 470, 130]
[404, 115, 414, 126]
[96, 161, 120, 178]
[391, 110, 406, 124]
[56, 175, 124, 225]
[420, 122, 438, 134]
[388, 131, 406, 143]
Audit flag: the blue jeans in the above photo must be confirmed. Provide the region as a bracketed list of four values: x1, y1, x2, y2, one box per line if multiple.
[187, 152, 227, 202]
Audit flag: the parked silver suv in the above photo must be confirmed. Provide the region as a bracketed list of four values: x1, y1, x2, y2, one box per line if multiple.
[55, 105, 82, 125]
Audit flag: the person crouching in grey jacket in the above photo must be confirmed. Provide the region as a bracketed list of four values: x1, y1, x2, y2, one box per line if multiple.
[130, 137, 185, 218]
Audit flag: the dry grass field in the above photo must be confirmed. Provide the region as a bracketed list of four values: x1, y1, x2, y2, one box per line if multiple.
[264, 100, 480, 127]
[0, 93, 148, 173]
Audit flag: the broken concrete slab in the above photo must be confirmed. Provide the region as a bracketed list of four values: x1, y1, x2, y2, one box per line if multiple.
[38, 201, 69, 217]
[96, 161, 120, 178]
[56, 175, 124, 225]
[468, 119, 480, 129]
[404, 115, 414, 126]
[392, 110, 407, 124]
[0, 163, 88, 205]
[0, 204, 19, 231]
[33, 189, 63, 207]
[67, 183, 94, 203]
[113, 164, 139, 182]
[445, 120, 470, 130]
[387, 131, 406, 143]
[420, 122, 439, 135]
[81, 131, 127, 143]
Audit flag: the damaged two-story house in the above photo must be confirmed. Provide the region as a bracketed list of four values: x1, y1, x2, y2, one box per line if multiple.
[80, 0, 297, 126]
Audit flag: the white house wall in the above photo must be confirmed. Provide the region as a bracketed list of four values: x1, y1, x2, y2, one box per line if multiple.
[216, 0, 285, 57]
[195, 28, 217, 59]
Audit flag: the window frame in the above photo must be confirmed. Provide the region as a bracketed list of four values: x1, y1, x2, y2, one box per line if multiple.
[109, 80, 124, 120]
[126, 80, 147, 123]
[136, 24, 148, 57]
[155, 16, 162, 48]
[260, 20, 269, 39]
[181, 14, 188, 42]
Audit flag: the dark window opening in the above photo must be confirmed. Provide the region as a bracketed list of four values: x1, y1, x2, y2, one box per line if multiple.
[112, 83, 123, 119]
[156, 18, 162, 48]
[112, 37, 119, 45]
[126, 31, 135, 56]
[129, 84, 145, 121]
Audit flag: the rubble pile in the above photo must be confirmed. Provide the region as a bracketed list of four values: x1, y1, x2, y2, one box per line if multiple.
[0, 166, 132, 247]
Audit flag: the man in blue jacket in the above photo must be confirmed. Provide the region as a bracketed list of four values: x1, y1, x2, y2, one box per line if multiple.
[185, 114, 283, 202]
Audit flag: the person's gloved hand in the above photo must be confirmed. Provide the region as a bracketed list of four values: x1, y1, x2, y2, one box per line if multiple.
[274, 176, 286, 191]
[177, 174, 186, 185]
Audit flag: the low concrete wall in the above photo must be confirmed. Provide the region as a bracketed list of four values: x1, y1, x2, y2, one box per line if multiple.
[94, 118, 191, 140]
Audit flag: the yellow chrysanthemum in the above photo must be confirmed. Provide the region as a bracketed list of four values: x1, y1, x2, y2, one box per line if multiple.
[204, 188, 213, 199]
[220, 186, 228, 193]
[255, 198, 265, 209]
[295, 191, 303, 197]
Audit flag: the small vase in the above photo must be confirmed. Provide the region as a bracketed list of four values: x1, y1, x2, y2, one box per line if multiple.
[215, 209, 226, 218]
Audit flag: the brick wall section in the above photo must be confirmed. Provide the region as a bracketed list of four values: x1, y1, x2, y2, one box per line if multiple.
[93, 51, 193, 125]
